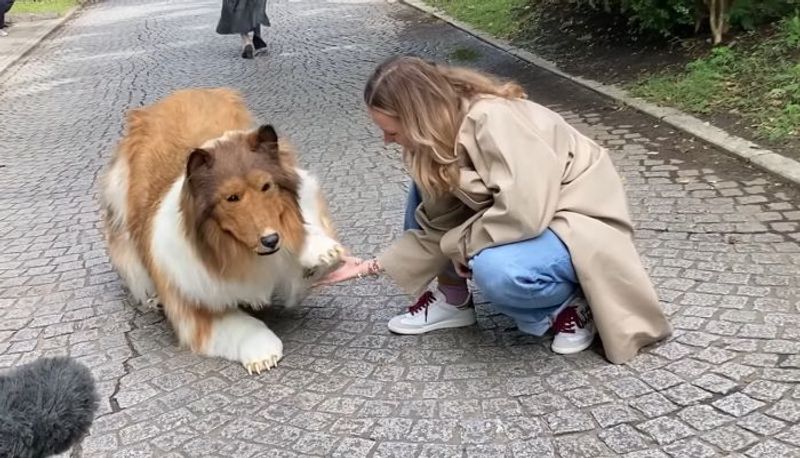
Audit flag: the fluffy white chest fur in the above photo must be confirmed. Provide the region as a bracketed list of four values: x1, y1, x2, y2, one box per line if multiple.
[150, 175, 309, 311]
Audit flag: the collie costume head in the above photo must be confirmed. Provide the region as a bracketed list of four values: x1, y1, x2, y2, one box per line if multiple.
[183, 125, 306, 263]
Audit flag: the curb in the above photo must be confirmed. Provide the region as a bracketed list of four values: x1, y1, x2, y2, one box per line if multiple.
[0, 5, 81, 77]
[400, 0, 800, 188]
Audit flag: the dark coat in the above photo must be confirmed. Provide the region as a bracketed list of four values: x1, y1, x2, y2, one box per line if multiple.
[216, 0, 270, 35]
[1, 0, 15, 16]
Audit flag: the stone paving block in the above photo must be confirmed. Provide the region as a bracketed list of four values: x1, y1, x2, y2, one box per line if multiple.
[330, 437, 376, 458]
[373, 442, 419, 458]
[291, 431, 339, 455]
[554, 434, 613, 458]
[501, 416, 547, 441]
[662, 438, 718, 458]
[703, 425, 760, 452]
[765, 399, 800, 423]
[624, 450, 672, 458]
[677, 405, 735, 431]
[564, 386, 615, 407]
[607, 377, 655, 399]
[599, 424, 651, 454]
[630, 393, 681, 418]
[713, 393, 767, 417]
[775, 424, 800, 447]
[637, 417, 696, 445]
[545, 409, 596, 434]
[592, 403, 642, 428]
[745, 440, 800, 458]
[419, 444, 463, 457]
[663, 383, 714, 406]
[737, 412, 788, 436]
[691, 373, 738, 395]
[665, 358, 712, 378]
[519, 392, 572, 415]
[509, 438, 556, 458]
[640, 370, 685, 391]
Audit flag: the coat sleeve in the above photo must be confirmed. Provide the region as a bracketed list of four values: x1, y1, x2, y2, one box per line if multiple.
[446, 106, 565, 263]
[377, 195, 469, 296]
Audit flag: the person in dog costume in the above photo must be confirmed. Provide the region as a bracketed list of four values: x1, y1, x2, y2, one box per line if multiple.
[318, 55, 672, 363]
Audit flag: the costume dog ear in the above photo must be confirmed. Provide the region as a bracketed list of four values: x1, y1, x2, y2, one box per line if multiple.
[249, 124, 280, 161]
[186, 148, 214, 178]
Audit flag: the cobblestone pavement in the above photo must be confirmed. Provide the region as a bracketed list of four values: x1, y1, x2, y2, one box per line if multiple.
[1, 0, 799, 456]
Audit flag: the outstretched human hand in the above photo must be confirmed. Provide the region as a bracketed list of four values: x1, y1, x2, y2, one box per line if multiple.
[313, 255, 366, 286]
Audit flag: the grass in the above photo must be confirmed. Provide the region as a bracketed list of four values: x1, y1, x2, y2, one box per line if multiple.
[630, 16, 800, 140]
[428, 0, 529, 38]
[10, 0, 78, 15]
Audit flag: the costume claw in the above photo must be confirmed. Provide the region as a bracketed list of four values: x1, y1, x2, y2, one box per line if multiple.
[319, 245, 344, 265]
[244, 355, 282, 375]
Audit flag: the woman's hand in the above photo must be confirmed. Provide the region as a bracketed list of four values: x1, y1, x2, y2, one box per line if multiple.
[313, 255, 368, 286]
[453, 260, 472, 279]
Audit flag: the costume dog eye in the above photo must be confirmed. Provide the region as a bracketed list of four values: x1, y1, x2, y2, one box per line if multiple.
[226, 194, 240, 202]
[261, 182, 272, 192]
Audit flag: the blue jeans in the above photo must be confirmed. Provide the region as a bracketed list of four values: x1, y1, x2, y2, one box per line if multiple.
[404, 183, 579, 335]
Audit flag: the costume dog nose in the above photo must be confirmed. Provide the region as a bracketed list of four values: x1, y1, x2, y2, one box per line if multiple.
[260, 233, 280, 249]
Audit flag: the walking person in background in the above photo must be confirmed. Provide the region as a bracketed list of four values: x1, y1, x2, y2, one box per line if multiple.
[0, 0, 14, 37]
[216, 0, 269, 59]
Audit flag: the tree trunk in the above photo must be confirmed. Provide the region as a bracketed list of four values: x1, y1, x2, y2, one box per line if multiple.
[708, 0, 733, 44]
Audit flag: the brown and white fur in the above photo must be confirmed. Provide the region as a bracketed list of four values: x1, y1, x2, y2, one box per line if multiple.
[100, 88, 343, 374]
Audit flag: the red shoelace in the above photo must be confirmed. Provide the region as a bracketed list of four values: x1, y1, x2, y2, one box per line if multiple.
[553, 306, 582, 334]
[408, 291, 436, 319]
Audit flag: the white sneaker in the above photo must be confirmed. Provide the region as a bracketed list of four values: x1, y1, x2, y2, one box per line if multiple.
[388, 289, 476, 335]
[551, 295, 596, 354]
[0, 30, 7, 37]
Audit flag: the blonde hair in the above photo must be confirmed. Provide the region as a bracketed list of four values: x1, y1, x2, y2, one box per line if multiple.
[364, 55, 527, 196]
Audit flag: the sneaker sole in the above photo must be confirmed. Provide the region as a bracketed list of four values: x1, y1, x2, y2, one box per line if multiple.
[551, 333, 596, 355]
[387, 315, 476, 335]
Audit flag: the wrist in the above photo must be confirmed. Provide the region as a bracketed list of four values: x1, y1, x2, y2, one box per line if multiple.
[357, 258, 383, 278]
[367, 258, 383, 276]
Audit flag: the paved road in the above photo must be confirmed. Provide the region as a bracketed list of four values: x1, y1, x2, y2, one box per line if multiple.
[1, 0, 799, 456]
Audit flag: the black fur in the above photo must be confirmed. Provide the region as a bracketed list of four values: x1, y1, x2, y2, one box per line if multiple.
[0, 357, 99, 458]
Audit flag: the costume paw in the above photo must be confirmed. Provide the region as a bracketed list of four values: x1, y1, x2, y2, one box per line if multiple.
[239, 329, 283, 375]
[300, 229, 344, 278]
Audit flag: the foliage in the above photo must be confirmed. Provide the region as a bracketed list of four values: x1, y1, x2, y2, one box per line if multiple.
[631, 15, 800, 139]
[545, 0, 800, 42]
[10, 0, 78, 15]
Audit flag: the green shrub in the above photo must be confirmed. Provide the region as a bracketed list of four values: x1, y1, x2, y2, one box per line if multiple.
[543, 0, 800, 40]
[623, 0, 697, 36]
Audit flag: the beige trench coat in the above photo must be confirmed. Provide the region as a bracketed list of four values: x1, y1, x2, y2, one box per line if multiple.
[377, 96, 672, 364]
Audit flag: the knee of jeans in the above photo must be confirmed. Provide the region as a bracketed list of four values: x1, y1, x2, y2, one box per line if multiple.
[472, 251, 575, 304]
[471, 255, 528, 303]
